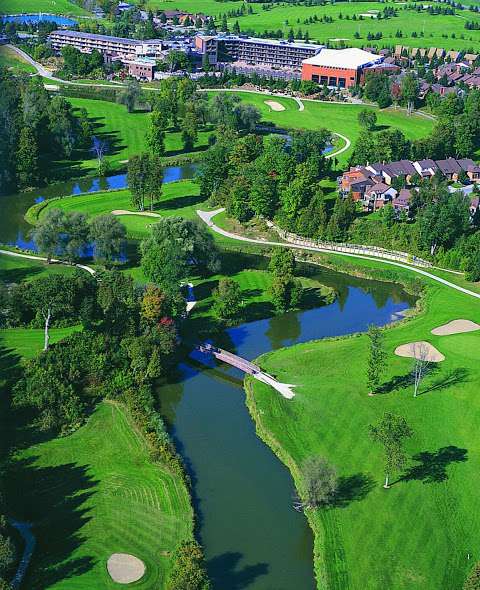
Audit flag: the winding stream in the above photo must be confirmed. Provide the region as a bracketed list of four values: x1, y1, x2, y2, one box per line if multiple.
[160, 268, 415, 590]
[0, 163, 198, 250]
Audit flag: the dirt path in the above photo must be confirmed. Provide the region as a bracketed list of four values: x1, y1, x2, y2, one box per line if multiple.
[0, 248, 95, 275]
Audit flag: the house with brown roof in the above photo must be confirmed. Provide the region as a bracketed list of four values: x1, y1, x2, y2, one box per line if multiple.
[436, 158, 462, 180]
[338, 168, 374, 200]
[413, 159, 438, 179]
[457, 159, 480, 181]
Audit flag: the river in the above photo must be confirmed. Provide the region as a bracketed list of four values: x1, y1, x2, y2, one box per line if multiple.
[0, 164, 198, 250]
[159, 268, 414, 590]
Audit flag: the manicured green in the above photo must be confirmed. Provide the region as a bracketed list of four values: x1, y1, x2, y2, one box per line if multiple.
[30, 180, 206, 237]
[142, 0, 480, 52]
[211, 91, 434, 163]
[10, 400, 193, 589]
[0, 326, 81, 359]
[247, 258, 480, 590]
[0, 253, 76, 284]
[66, 98, 211, 172]
[0, 0, 90, 16]
[0, 45, 36, 73]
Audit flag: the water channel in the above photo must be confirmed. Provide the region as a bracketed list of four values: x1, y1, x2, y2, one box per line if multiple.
[160, 269, 415, 590]
[1, 164, 415, 588]
[0, 163, 198, 250]
[0, 15, 78, 26]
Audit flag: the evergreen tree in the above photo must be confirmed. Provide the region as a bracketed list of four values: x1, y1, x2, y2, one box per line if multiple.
[16, 125, 40, 189]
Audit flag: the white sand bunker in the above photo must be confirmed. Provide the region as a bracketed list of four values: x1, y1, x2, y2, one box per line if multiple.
[264, 100, 285, 112]
[395, 341, 445, 363]
[107, 553, 146, 584]
[111, 209, 160, 217]
[431, 319, 480, 336]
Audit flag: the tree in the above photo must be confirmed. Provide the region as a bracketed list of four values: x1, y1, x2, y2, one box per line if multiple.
[48, 96, 77, 158]
[269, 248, 296, 278]
[366, 325, 387, 395]
[166, 541, 210, 590]
[89, 214, 126, 267]
[118, 78, 142, 113]
[128, 153, 163, 211]
[146, 110, 166, 156]
[181, 105, 198, 151]
[31, 208, 68, 263]
[141, 217, 220, 291]
[141, 284, 167, 324]
[63, 212, 89, 263]
[16, 125, 40, 189]
[401, 73, 419, 115]
[357, 109, 377, 131]
[300, 456, 338, 508]
[26, 275, 75, 350]
[464, 562, 480, 590]
[90, 136, 109, 175]
[369, 412, 413, 489]
[212, 277, 242, 324]
[411, 342, 431, 397]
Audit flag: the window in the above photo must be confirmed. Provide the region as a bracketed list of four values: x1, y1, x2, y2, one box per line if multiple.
[320, 75, 328, 85]
[328, 76, 337, 86]
[338, 77, 346, 88]
[312, 74, 319, 83]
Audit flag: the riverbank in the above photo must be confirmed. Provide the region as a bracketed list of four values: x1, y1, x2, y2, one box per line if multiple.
[246, 255, 480, 590]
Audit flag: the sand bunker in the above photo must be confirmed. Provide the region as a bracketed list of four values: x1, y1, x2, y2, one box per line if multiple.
[264, 100, 285, 112]
[107, 553, 145, 584]
[394, 341, 445, 363]
[111, 209, 160, 217]
[431, 319, 480, 336]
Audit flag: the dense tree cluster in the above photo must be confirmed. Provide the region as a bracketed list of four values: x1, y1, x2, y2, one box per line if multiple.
[0, 71, 93, 194]
[166, 541, 210, 590]
[197, 127, 333, 238]
[60, 46, 104, 78]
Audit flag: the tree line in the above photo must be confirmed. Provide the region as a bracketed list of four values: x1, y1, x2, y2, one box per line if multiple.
[0, 70, 95, 194]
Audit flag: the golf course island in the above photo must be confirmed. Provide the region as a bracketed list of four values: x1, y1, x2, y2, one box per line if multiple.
[1, 5, 480, 590]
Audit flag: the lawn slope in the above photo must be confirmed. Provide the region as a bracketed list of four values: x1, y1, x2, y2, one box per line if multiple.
[10, 401, 192, 589]
[247, 266, 480, 590]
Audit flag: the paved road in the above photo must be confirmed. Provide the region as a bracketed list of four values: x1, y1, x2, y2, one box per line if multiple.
[197, 209, 480, 300]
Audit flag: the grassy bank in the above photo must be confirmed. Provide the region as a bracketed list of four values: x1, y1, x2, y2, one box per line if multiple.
[0, 0, 89, 16]
[0, 45, 36, 74]
[214, 91, 434, 164]
[246, 259, 480, 590]
[9, 400, 193, 589]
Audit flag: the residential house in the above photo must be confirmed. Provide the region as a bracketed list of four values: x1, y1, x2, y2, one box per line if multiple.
[392, 188, 413, 216]
[338, 168, 374, 200]
[363, 183, 397, 211]
[436, 158, 462, 180]
[457, 158, 480, 181]
[413, 159, 438, 179]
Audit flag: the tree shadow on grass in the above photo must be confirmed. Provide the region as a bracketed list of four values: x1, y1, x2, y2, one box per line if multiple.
[0, 266, 44, 285]
[419, 367, 469, 396]
[154, 193, 205, 212]
[377, 372, 414, 395]
[401, 446, 468, 484]
[332, 473, 375, 508]
[7, 457, 98, 588]
[207, 551, 269, 590]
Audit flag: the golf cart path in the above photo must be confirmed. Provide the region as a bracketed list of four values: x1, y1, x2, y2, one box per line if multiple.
[0, 249, 95, 275]
[196, 209, 480, 300]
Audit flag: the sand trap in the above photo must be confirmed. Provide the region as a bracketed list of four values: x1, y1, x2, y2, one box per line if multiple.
[107, 553, 145, 584]
[264, 100, 285, 112]
[111, 209, 160, 217]
[431, 319, 480, 336]
[394, 341, 445, 362]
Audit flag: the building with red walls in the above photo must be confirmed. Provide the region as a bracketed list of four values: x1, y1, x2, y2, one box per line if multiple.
[301, 48, 383, 88]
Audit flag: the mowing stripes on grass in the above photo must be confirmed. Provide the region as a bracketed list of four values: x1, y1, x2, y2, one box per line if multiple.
[9, 401, 193, 589]
[247, 266, 480, 590]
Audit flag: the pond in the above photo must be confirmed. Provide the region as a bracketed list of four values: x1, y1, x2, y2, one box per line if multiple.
[159, 268, 414, 590]
[0, 163, 198, 250]
[0, 14, 78, 26]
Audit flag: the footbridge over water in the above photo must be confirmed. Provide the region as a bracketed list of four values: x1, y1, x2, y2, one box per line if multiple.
[197, 343, 296, 399]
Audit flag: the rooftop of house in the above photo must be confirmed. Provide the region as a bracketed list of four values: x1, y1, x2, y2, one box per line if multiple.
[50, 29, 141, 45]
[435, 158, 462, 173]
[365, 182, 392, 194]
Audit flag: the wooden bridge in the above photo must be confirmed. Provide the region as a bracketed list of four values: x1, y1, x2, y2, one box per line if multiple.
[197, 343, 296, 399]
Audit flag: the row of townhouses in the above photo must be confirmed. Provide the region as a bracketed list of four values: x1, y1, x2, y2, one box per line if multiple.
[339, 158, 480, 213]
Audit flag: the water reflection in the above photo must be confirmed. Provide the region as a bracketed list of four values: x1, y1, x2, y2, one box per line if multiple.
[158, 269, 414, 590]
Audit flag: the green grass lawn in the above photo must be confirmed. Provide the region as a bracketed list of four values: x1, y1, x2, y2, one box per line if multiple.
[9, 400, 192, 589]
[0, 326, 81, 360]
[247, 259, 480, 590]
[0, 253, 77, 284]
[141, 0, 480, 52]
[0, 45, 36, 73]
[214, 91, 434, 164]
[30, 180, 206, 237]
[63, 98, 211, 174]
[0, 0, 90, 15]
